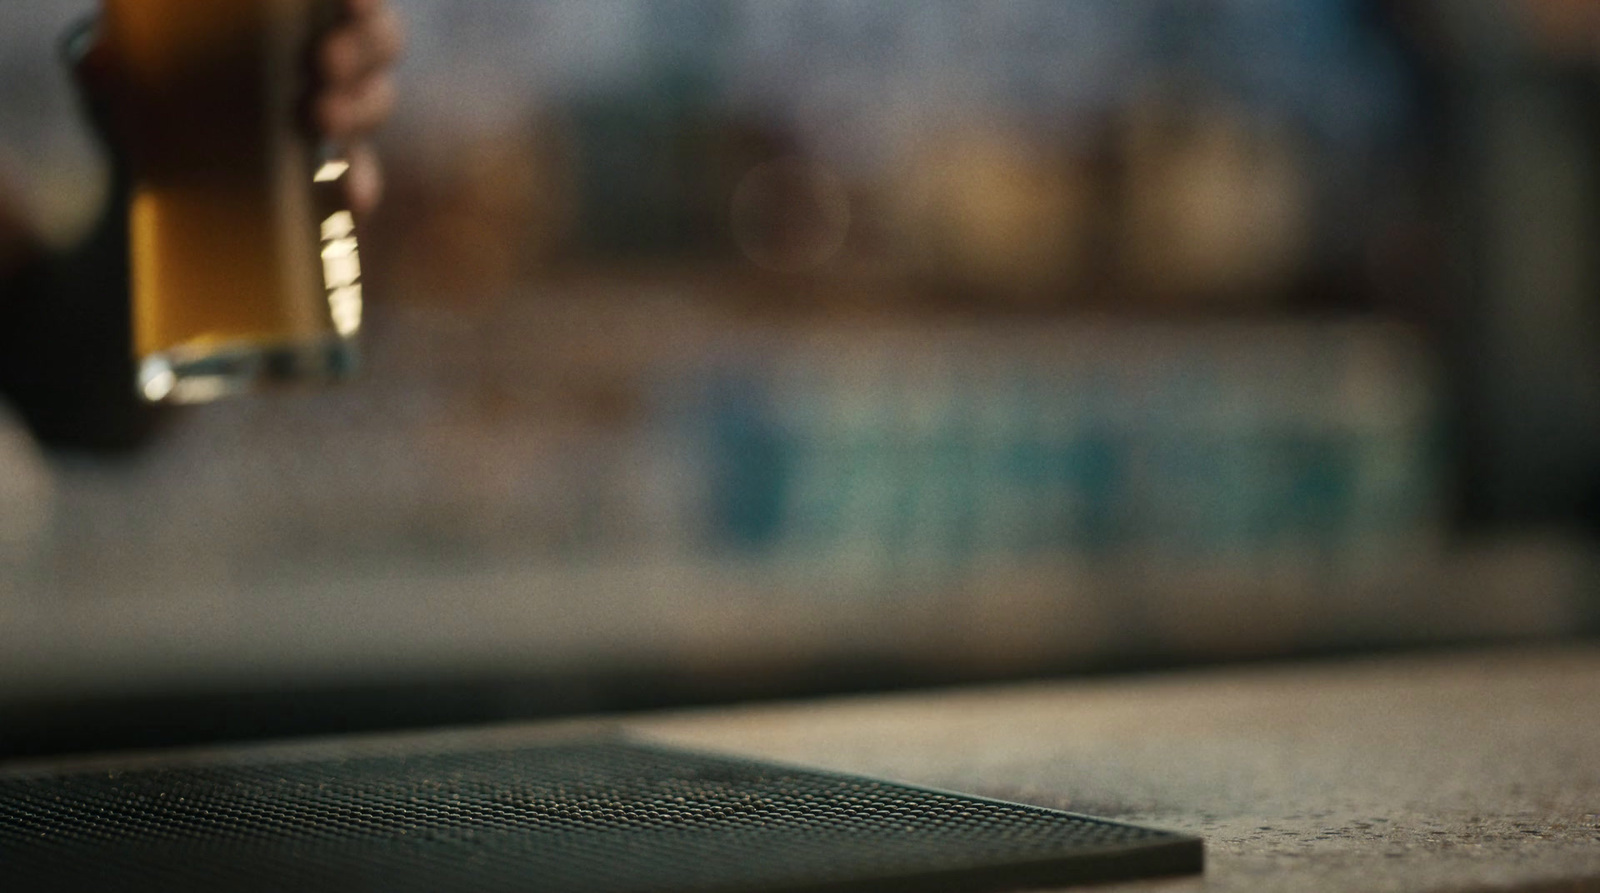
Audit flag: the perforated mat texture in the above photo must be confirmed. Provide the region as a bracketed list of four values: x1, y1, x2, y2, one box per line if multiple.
[0, 737, 1202, 892]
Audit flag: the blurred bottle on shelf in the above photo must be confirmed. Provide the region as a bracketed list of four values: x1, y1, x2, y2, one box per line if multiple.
[1115, 98, 1314, 312]
[884, 126, 1098, 310]
[367, 115, 575, 310]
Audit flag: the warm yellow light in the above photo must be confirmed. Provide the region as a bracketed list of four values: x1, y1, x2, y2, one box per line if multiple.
[319, 211, 362, 335]
[314, 160, 351, 183]
[323, 250, 361, 290]
[141, 367, 177, 403]
[321, 211, 356, 241]
[329, 285, 363, 337]
[322, 237, 358, 260]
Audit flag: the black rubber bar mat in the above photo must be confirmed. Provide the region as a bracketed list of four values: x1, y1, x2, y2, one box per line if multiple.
[0, 737, 1202, 892]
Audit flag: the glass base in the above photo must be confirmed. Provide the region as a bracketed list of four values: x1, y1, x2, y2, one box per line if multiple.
[137, 337, 360, 405]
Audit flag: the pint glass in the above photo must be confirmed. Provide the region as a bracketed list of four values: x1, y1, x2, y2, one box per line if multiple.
[101, 0, 363, 405]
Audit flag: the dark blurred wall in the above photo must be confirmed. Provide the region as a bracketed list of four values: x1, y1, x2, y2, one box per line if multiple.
[1401, 0, 1600, 526]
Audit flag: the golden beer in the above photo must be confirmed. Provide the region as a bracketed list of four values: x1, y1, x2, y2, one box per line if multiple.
[102, 0, 362, 404]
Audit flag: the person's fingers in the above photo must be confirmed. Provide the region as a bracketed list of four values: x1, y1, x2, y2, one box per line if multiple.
[316, 72, 396, 141]
[343, 142, 385, 217]
[319, 3, 406, 90]
[314, 2, 398, 215]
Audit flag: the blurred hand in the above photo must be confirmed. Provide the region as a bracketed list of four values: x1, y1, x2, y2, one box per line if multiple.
[313, 0, 406, 215]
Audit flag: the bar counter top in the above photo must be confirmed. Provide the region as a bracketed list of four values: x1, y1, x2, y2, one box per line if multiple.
[4, 646, 1596, 892]
[627, 646, 1600, 892]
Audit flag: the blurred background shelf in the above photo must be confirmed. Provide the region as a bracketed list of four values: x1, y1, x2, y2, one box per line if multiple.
[5, 539, 1593, 702]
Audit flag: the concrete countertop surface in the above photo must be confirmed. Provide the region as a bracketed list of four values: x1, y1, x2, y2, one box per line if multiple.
[626, 645, 1600, 893]
[4, 645, 1596, 892]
